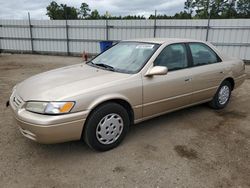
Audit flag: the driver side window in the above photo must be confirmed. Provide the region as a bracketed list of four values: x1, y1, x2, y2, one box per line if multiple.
[154, 43, 188, 71]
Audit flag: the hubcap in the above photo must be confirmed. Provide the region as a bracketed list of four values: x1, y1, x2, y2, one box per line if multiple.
[96, 113, 124, 145]
[218, 85, 230, 105]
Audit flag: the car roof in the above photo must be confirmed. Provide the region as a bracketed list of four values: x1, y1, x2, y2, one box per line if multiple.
[123, 38, 204, 44]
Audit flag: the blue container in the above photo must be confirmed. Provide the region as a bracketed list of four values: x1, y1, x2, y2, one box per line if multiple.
[100, 41, 113, 52]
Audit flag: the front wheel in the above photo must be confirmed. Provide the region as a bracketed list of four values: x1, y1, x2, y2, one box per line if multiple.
[209, 80, 232, 109]
[83, 103, 130, 151]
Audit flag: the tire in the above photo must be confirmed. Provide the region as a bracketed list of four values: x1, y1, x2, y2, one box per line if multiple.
[83, 102, 130, 151]
[209, 80, 232, 109]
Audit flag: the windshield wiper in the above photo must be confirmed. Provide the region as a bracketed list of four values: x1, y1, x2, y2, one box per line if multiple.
[95, 63, 115, 71]
[90, 62, 115, 71]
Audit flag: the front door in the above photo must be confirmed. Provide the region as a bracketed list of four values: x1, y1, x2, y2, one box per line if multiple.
[142, 43, 193, 118]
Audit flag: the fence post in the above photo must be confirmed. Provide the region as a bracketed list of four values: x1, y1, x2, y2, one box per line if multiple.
[153, 10, 157, 38]
[206, 1, 211, 41]
[28, 12, 34, 53]
[205, 16, 211, 41]
[106, 19, 109, 41]
[65, 19, 69, 55]
[0, 24, 2, 53]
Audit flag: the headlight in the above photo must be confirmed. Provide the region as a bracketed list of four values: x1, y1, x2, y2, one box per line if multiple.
[26, 101, 75, 115]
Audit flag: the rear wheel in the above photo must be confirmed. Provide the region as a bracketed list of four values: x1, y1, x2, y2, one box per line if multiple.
[83, 103, 130, 151]
[209, 80, 232, 109]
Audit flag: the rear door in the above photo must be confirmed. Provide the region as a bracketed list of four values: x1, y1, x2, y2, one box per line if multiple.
[187, 42, 226, 103]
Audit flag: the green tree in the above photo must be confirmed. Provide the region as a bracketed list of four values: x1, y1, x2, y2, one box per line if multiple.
[89, 9, 100, 19]
[123, 15, 145, 19]
[108, 15, 122, 19]
[193, 0, 211, 18]
[220, 0, 237, 18]
[237, 0, 250, 18]
[173, 11, 192, 19]
[149, 14, 172, 19]
[79, 2, 91, 19]
[191, 0, 238, 19]
[46, 1, 62, 19]
[46, 1, 78, 19]
[61, 4, 78, 19]
[184, 0, 195, 16]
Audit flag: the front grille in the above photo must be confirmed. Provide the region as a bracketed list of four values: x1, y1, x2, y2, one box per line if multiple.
[12, 94, 24, 108]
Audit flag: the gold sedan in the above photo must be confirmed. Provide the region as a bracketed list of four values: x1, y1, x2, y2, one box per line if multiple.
[9, 38, 246, 151]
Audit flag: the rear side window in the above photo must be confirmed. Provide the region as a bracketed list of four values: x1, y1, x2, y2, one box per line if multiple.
[154, 43, 188, 71]
[189, 43, 219, 66]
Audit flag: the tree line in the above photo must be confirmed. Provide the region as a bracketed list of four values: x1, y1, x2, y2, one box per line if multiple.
[46, 0, 250, 20]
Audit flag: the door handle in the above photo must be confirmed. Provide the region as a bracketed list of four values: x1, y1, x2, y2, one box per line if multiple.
[219, 71, 224, 74]
[185, 78, 192, 82]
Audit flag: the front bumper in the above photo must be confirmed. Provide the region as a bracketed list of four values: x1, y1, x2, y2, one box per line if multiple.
[16, 118, 85, 144]
[9, 94, 89, 144]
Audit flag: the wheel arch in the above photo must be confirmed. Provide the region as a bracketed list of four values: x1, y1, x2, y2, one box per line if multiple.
[92, 98, 134, 125]
[223, 77, 235, 90]
[81, 96, 134, 139]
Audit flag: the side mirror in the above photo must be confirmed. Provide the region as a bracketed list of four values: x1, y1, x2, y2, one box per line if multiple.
[145, 66, 168, 77]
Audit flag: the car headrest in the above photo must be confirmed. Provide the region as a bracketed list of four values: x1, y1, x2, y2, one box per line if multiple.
[198, 51, 211, 58]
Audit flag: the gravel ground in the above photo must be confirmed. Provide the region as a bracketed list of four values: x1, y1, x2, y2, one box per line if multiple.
[0, 54, 250, 188]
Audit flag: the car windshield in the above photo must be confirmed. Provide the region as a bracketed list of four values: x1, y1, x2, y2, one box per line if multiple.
[88, 42, 160, 74]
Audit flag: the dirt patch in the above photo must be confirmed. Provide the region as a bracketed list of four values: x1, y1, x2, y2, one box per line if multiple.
[0, 63, 24, 70]
[216, 110, 247, 119]
[210, 110, 248, 131]
[144, 144, 158, 152]
[113, 166, 126, 173]
[174, 145, 198, 160]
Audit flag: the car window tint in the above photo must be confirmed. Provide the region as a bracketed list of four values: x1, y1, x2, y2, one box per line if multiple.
[154, 43, 188, 71]
[189, 43, 218, 66]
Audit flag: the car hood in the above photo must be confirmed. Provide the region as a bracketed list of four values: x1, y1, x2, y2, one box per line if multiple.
[16, 63, 131, 101]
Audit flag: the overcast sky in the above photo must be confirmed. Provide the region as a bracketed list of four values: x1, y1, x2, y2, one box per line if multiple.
[0, 0, 186, 20]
